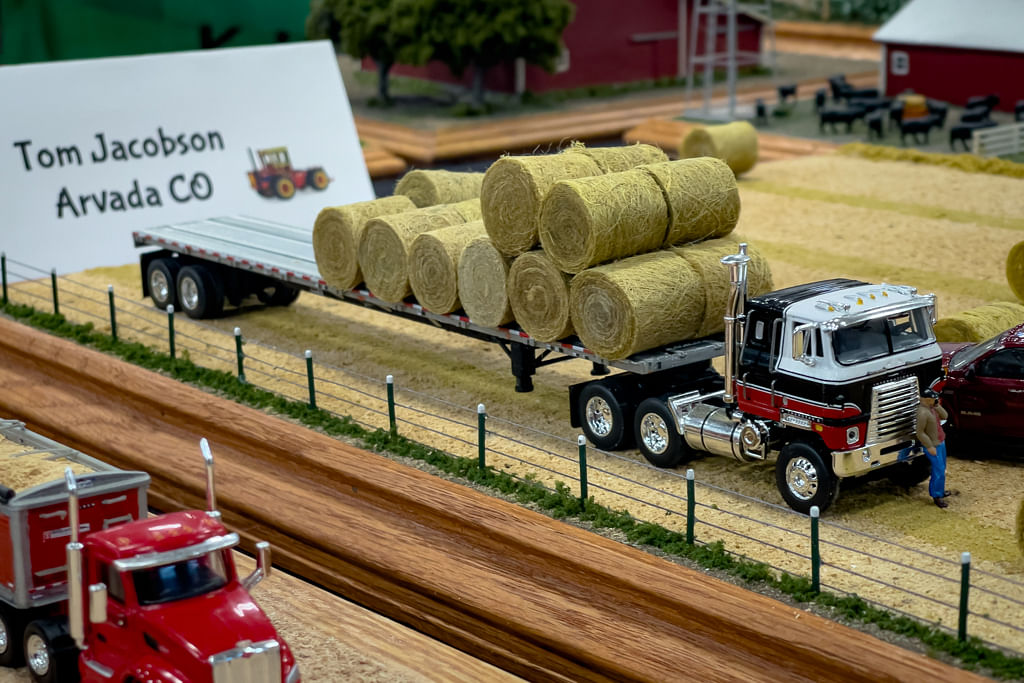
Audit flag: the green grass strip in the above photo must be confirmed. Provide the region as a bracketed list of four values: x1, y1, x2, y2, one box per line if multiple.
[839, 143, 1024, 181]
[742, 180, 1024, 234]
[3, 300, 1023, 680]
[753, 240, 1015, 303]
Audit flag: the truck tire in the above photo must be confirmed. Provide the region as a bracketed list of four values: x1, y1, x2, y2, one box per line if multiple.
[146, 258, 181, 311]
[23, 620, 78, 683]
[177, 265, 225, 319]
[257, 284, 301, 307]
[0, 605, 25, 667]
[633, 397, 689, 468]
[579, 384, 630, 451]
[887, 454, 931, 488]
[775, 440, 839, 515]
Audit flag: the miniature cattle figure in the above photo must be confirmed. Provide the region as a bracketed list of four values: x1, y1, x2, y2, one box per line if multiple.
[960, 106, 993, 124]
[1016, 100, 1024, 122]
[926, 100, 949, 129]
[889, 100, 905, 131]
[820, 106, 866, 133]
[950, 119, 999, 151]
[777, 83, 797, 105]
[966, 94, 999, 112]
[814, 88, 827, 112]
[866, 109, 885, 139]
[755, 98, 768, 124]
[900, 117, 936, 145]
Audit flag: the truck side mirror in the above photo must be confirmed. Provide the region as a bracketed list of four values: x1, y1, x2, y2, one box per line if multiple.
[88, 583, 108, 624]
[242, 541, 272, 591]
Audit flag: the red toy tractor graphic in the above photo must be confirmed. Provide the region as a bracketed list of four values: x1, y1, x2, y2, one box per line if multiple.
[247, 146, 330, 199]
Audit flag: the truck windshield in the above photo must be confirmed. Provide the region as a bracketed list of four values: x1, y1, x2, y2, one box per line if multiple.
[833, 309, 932, 365]
[133, 551, 228, 605]
[948, 333, 1003, 371]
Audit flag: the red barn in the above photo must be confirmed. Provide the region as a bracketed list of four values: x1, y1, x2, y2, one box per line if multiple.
[874, 0, 1024, 111]
[384, 1, 766, 94]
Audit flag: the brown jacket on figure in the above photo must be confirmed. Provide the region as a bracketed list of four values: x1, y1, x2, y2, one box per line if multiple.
[916, 401, 948, 453]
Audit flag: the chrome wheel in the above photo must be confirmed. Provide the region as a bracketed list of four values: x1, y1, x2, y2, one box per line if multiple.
[179, 276, 200, 311]
[149, 269, 170, 303]
[585, 396, 613, 438]
[785, 456, 819, 501]
[25, 633, 49, 676]
[0, 617, 8, 655]
[639, 412, 669, 455]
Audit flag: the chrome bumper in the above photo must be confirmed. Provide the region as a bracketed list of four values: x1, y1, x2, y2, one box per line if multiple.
[831, 438, 914, 478]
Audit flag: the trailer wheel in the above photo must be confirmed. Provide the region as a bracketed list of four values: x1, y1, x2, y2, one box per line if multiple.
[579, 384, 630, 451]
[309, 168, 329, 190]
[257, 284, 301, 307]
[23, 620, 77, 683]
[0, 605, 25, 667]
[274, 176, 296, 199]
[775, 440, 839, 515]
[146, 258, 181, 311]
[887, 454, 931, 488]
[634, 398, 688, 468]
[177, 265, 225, 319]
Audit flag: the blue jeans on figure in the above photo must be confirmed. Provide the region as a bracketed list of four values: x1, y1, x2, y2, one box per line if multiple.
[926, 441, 947, 499]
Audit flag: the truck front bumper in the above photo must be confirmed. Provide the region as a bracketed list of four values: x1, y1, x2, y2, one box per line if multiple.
[831, 438, 915, 478]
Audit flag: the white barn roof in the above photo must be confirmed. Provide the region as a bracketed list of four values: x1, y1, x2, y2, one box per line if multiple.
[873, 0, 1024, 55]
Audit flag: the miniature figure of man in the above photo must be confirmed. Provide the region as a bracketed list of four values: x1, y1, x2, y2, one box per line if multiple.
[916, 388, 952, 508]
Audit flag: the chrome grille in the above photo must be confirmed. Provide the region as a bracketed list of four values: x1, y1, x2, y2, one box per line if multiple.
[211, 639, 281, 683]
[867, 376, 919, 443]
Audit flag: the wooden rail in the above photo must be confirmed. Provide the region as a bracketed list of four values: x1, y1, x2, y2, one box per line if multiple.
[0, 317, 983, 683]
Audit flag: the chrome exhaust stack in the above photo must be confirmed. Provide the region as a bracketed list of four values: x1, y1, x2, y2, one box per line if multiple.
[64, 468, 86, 650]
[720, 244, 750, 405]
[199, 437, 221, 519]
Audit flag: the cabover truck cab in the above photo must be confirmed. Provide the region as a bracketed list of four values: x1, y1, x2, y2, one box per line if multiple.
[573, 246, 943, 513]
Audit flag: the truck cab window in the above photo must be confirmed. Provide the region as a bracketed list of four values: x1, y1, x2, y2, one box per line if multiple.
[104, 562, 125, 603]
[133, 551, 229, 605]
[977, 348, 1024, 380]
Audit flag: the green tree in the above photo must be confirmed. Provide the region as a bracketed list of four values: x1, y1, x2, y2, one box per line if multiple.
[400, 0, 575, 110]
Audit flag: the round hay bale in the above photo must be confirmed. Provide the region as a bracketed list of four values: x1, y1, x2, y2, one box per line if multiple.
[670, 236, 773, 338]
[680, 121, 759, 176]
[567, 142, 669, 174]
[508, 251, 574, 341]
[480, 153, 603, 257]
[538, 169, 668, 274]
[458, 236, 515, 328]
[933, 302, 1024, 343]
[395, 169, 485, 208]
[358, 202, 475, 303]
[570, 251, 704, 359]
[313, 195, 416, 290]
[451, 198, 483, 222]
[408, 220, 488, 313]
[1007, 240, 1024, 303]
[643, 158, 740, 244]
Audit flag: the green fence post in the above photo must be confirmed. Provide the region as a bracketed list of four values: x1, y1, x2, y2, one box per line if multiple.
[577, 435, 588, 504]
[234, 327, 245, 383]
[959, 551, 971, 641]
[686, 468, 696, 545]
[50, 269, 59, 316]
[811, 505, 821, 594]
[166, 305, 175, 360]
[477, 403, 486, 470]
[305, 350, 317, 409]
[107, 285, 118, 342]
[1, 253, 7, 305]
[386, 375, 396, 434]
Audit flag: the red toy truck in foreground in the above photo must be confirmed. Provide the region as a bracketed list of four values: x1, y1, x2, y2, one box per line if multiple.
[0, 420, 300, 683]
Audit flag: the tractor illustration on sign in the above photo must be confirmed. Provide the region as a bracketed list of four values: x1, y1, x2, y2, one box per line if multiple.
[247, 146, 330, 199]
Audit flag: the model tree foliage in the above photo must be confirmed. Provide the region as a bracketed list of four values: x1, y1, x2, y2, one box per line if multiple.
[399, 0, 575, 109]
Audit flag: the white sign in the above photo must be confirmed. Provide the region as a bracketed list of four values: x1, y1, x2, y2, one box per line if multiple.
[0, 42, 373, 278]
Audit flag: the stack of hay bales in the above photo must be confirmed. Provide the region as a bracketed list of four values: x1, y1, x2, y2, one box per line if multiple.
[458, 236, 515, 327]
[507, 250, 574, 342]
[409, 220, 488, 314]
[395, 169, 485, 208]
[680, 121, 759, 176]
[933, 302, 1024, 343]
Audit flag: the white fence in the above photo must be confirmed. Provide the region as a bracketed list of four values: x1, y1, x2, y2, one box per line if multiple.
[972, 121, 1024, 158]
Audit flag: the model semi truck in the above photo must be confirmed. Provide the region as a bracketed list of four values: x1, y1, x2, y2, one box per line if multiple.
[133, 217, 943, 513]
[0, 419, 300, 682]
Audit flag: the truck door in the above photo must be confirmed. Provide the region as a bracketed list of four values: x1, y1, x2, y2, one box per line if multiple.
[737, 310, 783, 418]
[958, 348, 1024, 438]
[83, 561, 135, 677]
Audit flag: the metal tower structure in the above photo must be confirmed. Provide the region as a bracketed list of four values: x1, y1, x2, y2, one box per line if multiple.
[683, 0, 775, 120]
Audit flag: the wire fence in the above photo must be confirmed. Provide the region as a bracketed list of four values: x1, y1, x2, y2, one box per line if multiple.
[3, 259, 1023, 660]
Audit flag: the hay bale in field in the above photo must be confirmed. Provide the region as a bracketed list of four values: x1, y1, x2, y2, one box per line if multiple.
[933, 302, 1024, 343]
[458, 236, 514, 327]
[680, 121, 759, 176]
[570, 251, 704, 359]
[538, 168, 668, 273]
[481, 153, 603, 257]
[359, 199, 481, 303]
[408, 220, 488, 313]
[567, 142, 669, 174]
[313, 195, 416, 290]
[395, 169, 485, 208]
[1007, 241, 1024, 303]
[508, 250, 574, 341]
[670, 236, 773, 338]
[643, 158, 740, 244]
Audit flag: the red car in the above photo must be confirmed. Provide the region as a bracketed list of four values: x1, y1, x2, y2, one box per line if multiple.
[939, 322, 1024, 442]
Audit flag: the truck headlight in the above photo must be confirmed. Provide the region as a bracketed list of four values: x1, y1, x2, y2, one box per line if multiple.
[846, 426, 860, 445]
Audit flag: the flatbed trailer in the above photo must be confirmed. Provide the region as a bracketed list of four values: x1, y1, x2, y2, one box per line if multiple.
[133, 216, 725, 392]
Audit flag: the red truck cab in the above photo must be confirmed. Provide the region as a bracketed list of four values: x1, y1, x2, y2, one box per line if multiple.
[74, 510, 298, 682]
[940, 323, 1024, 441]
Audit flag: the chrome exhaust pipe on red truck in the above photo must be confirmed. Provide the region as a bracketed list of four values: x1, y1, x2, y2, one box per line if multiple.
[721, 244, 750, 406]
[199, 437, 220, 518]
[64, 468, 86, 650]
